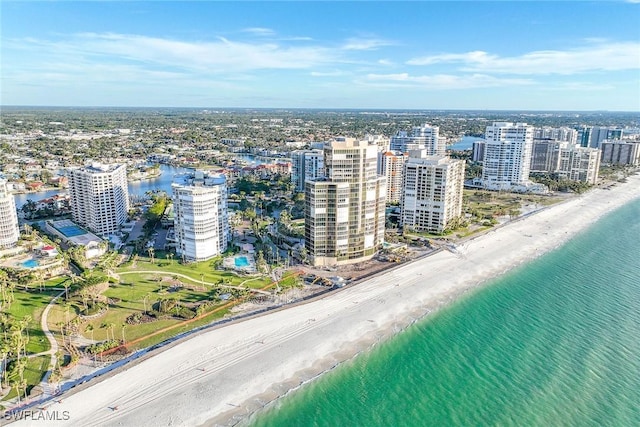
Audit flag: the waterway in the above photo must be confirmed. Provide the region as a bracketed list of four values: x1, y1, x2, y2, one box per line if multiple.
[13, 154, 281, 209]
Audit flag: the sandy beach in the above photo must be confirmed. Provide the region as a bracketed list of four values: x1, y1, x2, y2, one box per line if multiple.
[9, 174, 640, 427]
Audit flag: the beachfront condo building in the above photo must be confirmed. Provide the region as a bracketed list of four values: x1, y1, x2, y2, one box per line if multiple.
[400, 155, 465, 234]
[600, 141, 640, 166]
[68, 163, 129, 236]
[531, 140, 565, 173]
[378, 151, 408, 204]
[557, 147, 601, 184]
[531, 141, 601, 184]
[481, 122, 543, 192]
[291, 149, 324, 193]
[0, 179, 20, 248]
[304, 138, 386, 267]
[390, 124, 445, 155]
[172, 170, 229, 262]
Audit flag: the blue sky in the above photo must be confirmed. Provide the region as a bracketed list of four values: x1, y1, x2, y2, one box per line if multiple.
[2, 1, 639, 110]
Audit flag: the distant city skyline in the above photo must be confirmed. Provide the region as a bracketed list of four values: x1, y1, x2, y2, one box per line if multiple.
[2, 1, 639, 111]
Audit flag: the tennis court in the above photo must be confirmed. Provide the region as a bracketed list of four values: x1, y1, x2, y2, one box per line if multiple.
[56, 225, 87, 237]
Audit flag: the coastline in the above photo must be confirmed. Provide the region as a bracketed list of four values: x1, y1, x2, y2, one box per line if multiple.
[9, 174, 640, 427]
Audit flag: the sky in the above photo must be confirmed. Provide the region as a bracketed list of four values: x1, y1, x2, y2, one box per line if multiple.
[1, 1, 639, 110]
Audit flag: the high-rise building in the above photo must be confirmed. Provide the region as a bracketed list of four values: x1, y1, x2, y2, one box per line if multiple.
[600, 141, 640, 166]
[378, 151, 407, 204]
[557, 147, 601, 184]
[304, 138, 386, 267]
[173, 170, 229, 262]
[577, 126, 623, 148]
[534, 127, 578, 145]
[530, 140, 600, 184]
[472, 140, 486, 162]
[401, 155, 465, 234]
[69, 163, 129, 236]
[481, 122, 535, 191]
[530, 139, 564, 173]
[0, 179, 20, 248]
[291, 149, 324, 193]
[390, 124, 444, 155]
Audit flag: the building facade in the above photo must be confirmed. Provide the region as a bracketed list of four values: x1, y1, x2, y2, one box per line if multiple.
[305, 138, 386, 267]
[530, 139, 563, 173]
[390, 124, 445, 155]
[291, 149, 324, 193]
[173, 171, 229, 262]
[472, 140, 486, 163]
[534, 127, 578, 145]
[68, 163, 129, 236]
[481, 122, 535, 191]
[401, 156, 465, 234]
[0, 179, 20, 248]
[600, 141, 640, 166]
[557, 147, 601, 184]
[378, 151, 407, 204]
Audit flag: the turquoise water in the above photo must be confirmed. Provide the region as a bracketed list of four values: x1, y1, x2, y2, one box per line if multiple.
[250, 198, 640, 426]
[235, 256, 250, 267]
[20, 259, 39, 268]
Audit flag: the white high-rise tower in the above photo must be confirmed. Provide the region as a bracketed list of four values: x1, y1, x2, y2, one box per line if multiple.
[481, 122, 535, 191]
[0, 179, 20, 248]
[68, 163, 129, 235]
[173, 170, 229, 262]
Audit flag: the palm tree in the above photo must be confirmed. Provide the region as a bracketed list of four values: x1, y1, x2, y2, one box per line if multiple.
[121, 324, 127, 344]
[147, 247, 155, 264]
[85, 324, 94, 342]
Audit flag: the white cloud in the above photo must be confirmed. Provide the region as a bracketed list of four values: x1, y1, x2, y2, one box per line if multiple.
[310, 70, 346, 77]
[407, 41, 640, 75]
[342, 37, 394, 51]
[362, 73, 533, 89]
[407, 51, 489, 66]
[9, 32, 339, 74]
[241, 27, 276, 36]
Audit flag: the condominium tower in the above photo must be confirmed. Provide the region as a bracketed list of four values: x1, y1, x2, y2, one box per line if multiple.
[0, 179, 20, 248]
[172, 170, 229, 262]
[401, 155, 465, 234]
[68, 163, 129, 235]
[291, 149, 324, 193]
[390, 124, 445, 155]
[377, 151, 407, 204]
[305, 138, 386, 267]
[481, 122, 535, 191]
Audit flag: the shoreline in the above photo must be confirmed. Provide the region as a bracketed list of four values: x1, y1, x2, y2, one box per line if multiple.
[9, 174, 640, 427]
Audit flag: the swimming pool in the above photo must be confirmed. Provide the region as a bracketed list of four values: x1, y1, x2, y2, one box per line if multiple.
[234, 256, 250, 267]
[20, 259, 39, 269]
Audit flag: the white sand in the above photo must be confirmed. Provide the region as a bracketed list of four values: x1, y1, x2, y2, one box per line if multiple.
[11, 175, 640, 427]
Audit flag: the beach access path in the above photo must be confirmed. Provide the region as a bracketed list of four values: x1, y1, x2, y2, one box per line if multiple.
[10, 174, 640, 427]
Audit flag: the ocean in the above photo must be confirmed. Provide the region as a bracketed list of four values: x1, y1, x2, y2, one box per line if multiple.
[250, 197, 640, 426]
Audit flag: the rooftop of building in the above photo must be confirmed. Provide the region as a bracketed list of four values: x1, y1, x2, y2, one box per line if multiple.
[79, 162, 125, 174]
[173, 169, 226, 187]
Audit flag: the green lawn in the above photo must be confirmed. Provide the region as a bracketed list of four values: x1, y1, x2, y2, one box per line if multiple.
[116, 254, 272, 289]
[1, 356, 49, 402]
[5, 288, 58, 355]
[47, 258, 272, 350]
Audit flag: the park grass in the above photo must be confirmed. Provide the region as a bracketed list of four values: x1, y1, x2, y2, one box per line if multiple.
[1, 356, 49, 402]
[116, 253, 272, 289]
[47, 269, 264, 349]
[5, 288, 58, 355]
